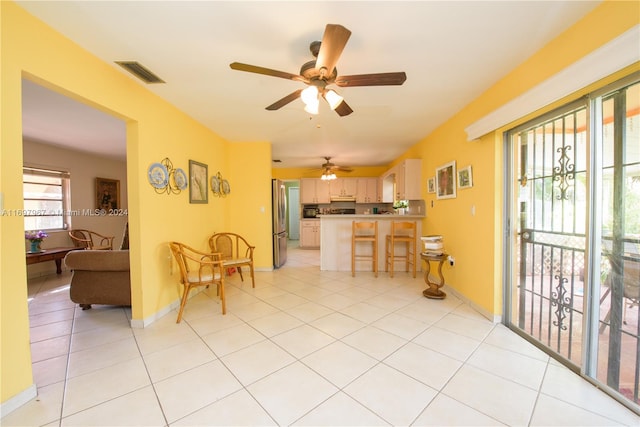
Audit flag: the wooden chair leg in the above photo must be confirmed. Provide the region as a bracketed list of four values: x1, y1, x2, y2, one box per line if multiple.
[176, 284, 191, 323]
[219, 283, 226, 314]
[236, 266, 245, 281]
[373, 239, 378, 277]
[249, 265, 255, 288]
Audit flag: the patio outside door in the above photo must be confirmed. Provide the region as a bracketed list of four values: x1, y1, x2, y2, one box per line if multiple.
[505, 76, 639, 410]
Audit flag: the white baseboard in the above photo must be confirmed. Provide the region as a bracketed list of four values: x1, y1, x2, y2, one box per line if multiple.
[129, 287, 208, 328]
[444, 284, 502, 323]
[0, 384, 36, 418]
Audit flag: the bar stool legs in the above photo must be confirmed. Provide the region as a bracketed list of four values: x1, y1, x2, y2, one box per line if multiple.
[351, 221, 378, 277]
[385, 221, 417, 278]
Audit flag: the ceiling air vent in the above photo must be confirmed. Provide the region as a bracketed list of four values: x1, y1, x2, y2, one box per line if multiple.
[115, 61, 165, 84]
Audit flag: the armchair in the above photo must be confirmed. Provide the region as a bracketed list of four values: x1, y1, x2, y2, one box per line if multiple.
[208, 232, 255, 288]
[69, 229, 114, 250]
[169, 241, 227, 323]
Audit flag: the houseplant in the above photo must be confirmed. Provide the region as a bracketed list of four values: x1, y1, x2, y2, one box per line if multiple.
[25, 230, 48, 253]
[393, 200, 408, 215]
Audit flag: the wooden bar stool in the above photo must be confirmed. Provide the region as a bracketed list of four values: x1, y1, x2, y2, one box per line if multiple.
[352, 221, 378, 277]
[385, 221, 417, 278]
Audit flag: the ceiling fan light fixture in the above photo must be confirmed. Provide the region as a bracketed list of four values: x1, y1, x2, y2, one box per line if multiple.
[301, 86, 319, 105]
[304, 99, 319, 115]
[321, 171, 336, 180]
[324, 89, 344, 110]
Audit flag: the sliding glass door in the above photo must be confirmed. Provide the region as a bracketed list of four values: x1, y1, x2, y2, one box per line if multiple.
[505, 75, 639, 409]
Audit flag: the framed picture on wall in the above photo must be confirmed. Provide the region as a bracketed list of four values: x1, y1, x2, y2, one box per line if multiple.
[427, 177, 436, 193]
[435, 161, 456, 200]
[189, 160, 208, 204]
[96, 177, 120, 210]
[458, 165, 473, 189]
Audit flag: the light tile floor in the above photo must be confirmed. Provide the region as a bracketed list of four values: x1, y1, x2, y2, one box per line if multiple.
[3, 244, 640, 426]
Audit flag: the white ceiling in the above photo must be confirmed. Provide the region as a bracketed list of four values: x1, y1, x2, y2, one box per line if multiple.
[18, 1, 601, 168]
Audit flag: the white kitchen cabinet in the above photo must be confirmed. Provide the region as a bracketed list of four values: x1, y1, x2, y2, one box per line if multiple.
[380, 159, 422, 202]
[300, 219, 321, 248]
[300, 178, 330, 204]
[329, 178, 357, 197]
[399, 159, 422, 200]
[356, 177, 379, 203]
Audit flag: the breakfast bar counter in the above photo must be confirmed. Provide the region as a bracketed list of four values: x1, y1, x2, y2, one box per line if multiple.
[320, 214, 424, 272]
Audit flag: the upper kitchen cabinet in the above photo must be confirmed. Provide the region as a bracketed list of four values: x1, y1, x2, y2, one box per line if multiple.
[356, 177, 379, 203]
[300, 178, 330, 204]
[329, 178, 357, 198]
[381, 159, 422, 202]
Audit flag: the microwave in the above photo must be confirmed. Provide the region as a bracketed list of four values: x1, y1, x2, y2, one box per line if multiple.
[303, 206, 319, 218]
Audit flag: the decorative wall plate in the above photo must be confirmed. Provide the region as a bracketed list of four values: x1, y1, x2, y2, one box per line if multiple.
[222, 179, 231, 195]
[148, 163, 169, 189]
[174, 168, 187, 190]
[210, 175, 220, 194]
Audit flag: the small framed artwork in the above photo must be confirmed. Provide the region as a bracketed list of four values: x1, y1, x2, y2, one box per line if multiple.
[458, 165, 473, 189]
[96, 177, 120, 210]
[189, 160, 208, 204]
[436, 160, 456, 200]
[427, 177, 436, 193]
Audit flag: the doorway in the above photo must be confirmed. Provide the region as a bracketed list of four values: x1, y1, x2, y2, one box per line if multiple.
[288, 186, 300, 240]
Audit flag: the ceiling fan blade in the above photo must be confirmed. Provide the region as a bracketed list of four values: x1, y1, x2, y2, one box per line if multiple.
[266, 89, 303, 110]
[230, 62, 306, 82]
[315, 24, 351, 78]
[335, 72, 407, 87]
[334, 99, 353, 117]
[333, 166, 353, 172]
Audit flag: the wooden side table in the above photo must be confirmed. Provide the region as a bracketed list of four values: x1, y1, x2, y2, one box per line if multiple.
[421, 253, 448, 299]
[26, 247, 78, 274]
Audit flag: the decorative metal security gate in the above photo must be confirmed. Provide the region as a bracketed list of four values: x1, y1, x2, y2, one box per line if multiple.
[512, 102, 589, 364]
[506, 76, 640, 410]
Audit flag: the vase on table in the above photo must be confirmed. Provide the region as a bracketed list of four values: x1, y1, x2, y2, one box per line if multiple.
[29, 240, 41, 253]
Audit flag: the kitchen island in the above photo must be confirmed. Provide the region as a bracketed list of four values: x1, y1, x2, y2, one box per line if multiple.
[320, 214, 424, 272]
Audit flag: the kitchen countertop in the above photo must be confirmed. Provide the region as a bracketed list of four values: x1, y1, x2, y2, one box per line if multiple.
[319, 214, 425, 219]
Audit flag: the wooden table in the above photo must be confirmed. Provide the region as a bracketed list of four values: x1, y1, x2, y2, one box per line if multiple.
[421, 253, 448, 299]
[26, 247, 78, 274]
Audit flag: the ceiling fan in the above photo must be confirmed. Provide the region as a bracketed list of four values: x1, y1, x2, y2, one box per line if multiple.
[315, 156, 352, 180]
[230, 24, 407, 117]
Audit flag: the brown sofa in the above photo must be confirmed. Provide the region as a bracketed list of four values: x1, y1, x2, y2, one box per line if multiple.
[64, 250, 131, 309]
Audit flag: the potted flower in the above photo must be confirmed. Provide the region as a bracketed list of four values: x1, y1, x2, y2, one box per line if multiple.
[393, 200, 408, 215]
[25, 230, 48, 253]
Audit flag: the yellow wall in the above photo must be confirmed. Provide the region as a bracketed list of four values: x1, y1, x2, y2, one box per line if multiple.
[0, 2, 271, 405]
[229, 141, 273, 268]
[273, 166, 388, 180]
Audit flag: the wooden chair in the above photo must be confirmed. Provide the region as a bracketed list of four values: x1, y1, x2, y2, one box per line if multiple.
[68, 229, 114, 250]
[352, 221, 378, 277]
[119, 222, 129, 250]
[208, 232, 255, 287]
[169, 242, 226, 323]
[385, 221, 417, 278]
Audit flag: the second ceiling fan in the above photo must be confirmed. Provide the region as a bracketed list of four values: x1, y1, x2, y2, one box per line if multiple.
[230, 24, 407, 117]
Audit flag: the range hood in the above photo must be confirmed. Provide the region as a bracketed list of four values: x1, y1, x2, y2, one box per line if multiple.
[330, 195, 356, 202]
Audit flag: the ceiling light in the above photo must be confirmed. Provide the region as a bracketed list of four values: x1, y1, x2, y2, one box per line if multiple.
[324, 89, 344, 110]
[304, 99, 319, 115]
[301, 86, 319, 105]
[321, 170, 336, 180]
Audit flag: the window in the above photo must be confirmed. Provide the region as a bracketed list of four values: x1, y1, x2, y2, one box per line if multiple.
[23, 166, 71, 231]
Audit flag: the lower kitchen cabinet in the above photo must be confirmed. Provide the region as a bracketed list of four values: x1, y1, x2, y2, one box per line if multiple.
[300, 219, 321, 248]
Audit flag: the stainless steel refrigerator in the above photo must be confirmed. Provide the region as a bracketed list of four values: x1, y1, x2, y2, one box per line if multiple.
[272, 179, 287, 268]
